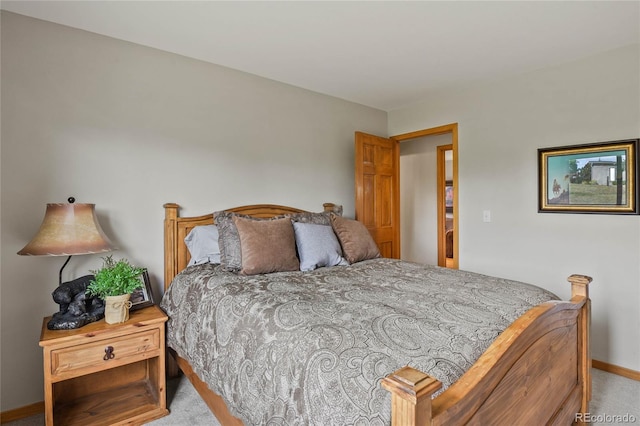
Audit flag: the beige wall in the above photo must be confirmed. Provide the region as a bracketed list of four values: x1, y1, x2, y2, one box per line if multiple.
[389, 44, 640, 372]
[0, 11, 387, 411]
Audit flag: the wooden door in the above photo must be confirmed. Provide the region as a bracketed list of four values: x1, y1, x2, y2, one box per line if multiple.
[355, 132, 400, 258]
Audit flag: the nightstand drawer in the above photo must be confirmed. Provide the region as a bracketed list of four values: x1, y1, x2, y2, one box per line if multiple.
[50, 329, 160, 378]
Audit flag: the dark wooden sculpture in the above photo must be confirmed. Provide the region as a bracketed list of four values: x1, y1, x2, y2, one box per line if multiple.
[47, 274, 105, 330]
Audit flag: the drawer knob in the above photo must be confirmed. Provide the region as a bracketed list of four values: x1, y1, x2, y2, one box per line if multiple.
[104, 346, 115, 361]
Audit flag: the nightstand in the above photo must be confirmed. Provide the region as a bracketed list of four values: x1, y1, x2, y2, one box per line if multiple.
[39, 305, 169, 426]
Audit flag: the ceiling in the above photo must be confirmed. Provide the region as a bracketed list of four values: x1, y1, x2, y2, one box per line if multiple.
[2, 1, 639, 111]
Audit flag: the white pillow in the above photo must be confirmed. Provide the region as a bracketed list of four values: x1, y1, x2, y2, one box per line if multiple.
[184, 225, 221, 266]
[292, 222, 348, 271]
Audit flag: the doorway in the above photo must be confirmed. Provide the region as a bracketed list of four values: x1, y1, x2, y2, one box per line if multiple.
[393, 123, 458, 268]
[438, 145, 455, 268]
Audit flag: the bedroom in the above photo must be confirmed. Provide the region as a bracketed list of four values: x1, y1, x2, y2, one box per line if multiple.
[1, 1, 639, 422]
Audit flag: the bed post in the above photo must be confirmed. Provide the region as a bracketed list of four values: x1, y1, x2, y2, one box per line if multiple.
[163, 203, 180, 378]
[568, 274, 593, 416]
[381, 366, 442, 426]
[164, 203, 179, 291]
[323, 202, 338, 213]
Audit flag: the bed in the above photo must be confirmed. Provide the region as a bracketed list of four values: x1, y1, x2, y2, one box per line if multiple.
[161, 202, 592, 425]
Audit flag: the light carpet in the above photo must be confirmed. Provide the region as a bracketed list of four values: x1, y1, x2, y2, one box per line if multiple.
[5, 369, 638, 425]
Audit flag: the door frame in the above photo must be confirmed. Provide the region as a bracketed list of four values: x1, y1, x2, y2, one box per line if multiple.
[391, 123, 459, 269]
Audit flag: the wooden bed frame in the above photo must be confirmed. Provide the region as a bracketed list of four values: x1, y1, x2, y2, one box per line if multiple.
[164, 202, 593, 426]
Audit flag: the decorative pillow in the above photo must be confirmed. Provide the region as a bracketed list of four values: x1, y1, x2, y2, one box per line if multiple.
[292, 222, 349, 271]
[184, 225, 221, 266]
[233, 216, 300, 275]
[214, 211, 243, 271]
[285, 206, 343, 225]
[330, 215, 381, 264]
[215, 208, 342, 271]
[215, 211, 284, 271]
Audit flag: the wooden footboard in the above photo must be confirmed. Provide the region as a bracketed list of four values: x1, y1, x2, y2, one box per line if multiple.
[382, 274, 592, 426]
[163, 203, 592, 426]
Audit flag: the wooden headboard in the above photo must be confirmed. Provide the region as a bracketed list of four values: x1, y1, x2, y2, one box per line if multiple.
[163, 202, 339, 291]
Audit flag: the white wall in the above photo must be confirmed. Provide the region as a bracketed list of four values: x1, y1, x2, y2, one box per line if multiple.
[400, 133, 451, 264]
[389, 44, 640, 372]
[0, 11, 387, 411]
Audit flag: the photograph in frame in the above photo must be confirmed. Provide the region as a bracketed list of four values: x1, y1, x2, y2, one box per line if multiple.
[538, 139, 638, 214]
[445, 180, 454, 213]
[129, 270, 154, 311]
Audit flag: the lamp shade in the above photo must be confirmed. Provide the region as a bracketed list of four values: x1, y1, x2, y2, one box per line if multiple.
[17, 203, 114, 256]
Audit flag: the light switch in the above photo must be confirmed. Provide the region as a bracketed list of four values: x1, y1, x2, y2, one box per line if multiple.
[483, 210, 491, 222]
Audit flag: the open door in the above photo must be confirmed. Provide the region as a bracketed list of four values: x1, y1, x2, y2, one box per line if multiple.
[355, 132, 400, 258]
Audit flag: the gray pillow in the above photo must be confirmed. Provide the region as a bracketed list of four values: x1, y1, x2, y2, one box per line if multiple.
[214, 211, 247, 272]
[184, 225, 221, 266]
[293, 222, 348, 271]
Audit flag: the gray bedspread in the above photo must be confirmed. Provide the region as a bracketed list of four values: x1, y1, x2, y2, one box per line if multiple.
[160, 258, 558, 425]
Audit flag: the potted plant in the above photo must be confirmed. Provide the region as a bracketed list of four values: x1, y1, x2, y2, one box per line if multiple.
[87, 255, 145, 324]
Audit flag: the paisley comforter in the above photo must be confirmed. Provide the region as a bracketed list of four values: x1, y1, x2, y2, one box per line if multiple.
[160, 258, 557, 425]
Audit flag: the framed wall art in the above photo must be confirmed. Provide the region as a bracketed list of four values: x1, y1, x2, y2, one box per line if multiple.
[538, 139, 639, 214]
[445, 180, 454, 213]
[129, 270, 154, 311]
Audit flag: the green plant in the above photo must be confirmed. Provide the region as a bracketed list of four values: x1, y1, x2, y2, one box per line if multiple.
[86, 255, 145, 300]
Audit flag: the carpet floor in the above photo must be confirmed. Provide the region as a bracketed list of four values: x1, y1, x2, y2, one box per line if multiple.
[5, 368, 638, 425]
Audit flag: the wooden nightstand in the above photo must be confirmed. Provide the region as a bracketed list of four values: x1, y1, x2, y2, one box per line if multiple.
[39, 305, 169, 426]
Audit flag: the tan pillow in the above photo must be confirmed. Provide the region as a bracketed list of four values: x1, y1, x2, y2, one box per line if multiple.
[330, 215, 380, 263]
[233, 216, 300, 275]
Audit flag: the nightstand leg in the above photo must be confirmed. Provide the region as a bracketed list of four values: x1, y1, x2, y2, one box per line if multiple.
[43, 348, 54, 426]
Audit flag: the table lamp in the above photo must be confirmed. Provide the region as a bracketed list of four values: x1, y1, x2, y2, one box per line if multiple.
[18, 197, 115, 329]
[17, 197, 115, 285]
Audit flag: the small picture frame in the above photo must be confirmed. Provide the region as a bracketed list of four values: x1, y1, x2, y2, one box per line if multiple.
[129, 270, 154, 311]
[445, 180, 454, 213]
[538, 139, 639, 214]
